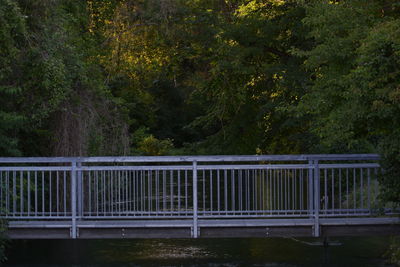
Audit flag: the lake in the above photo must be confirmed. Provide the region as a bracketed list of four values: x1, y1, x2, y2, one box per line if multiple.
[3, 236, 394, 266]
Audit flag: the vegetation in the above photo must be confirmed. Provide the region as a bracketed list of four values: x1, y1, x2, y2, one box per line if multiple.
[0, 216, 6, 262]
[386, 236, 400, 266]
[0, 0, 399, 261]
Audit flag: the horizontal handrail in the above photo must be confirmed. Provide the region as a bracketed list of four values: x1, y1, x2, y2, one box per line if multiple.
[0, 154, 380, 163]
[0, 163, 381, 171]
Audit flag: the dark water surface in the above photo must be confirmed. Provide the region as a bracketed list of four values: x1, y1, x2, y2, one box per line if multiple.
[3, 236, 394, 266]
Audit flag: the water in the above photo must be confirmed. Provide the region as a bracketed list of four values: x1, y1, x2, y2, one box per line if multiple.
[3, 236, 394, 266]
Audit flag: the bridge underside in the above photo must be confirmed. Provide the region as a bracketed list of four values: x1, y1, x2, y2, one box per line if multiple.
[6, 217, 400, 239]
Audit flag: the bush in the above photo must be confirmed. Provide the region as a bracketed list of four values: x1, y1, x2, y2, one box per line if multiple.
[0, 218, 8, 262]
[137, 135, 174, 156]
[385, 236, 400, 266]
[379, 133, 400, 205]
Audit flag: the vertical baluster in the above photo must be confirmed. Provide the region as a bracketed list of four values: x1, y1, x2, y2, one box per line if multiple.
[77, 163, 83, 219]
[185, 170, 188, 216]
[150, 170, 153, 214]
[20, 171, 23, 216]
[360, 168, 364, 210]
[49, 171, 52, 217]
[339, 169, 342, 213]
[284, 169, 287, 213]
[103, 171, 106, 215]
[6, 172, 10, 216]
[141, 170, 144, 215]
[293, 169, 296, 214]
[210, 170, 213, 213]
[109, 170, 112, 215]
[88, 171, 91, 217]
[200, 170, 205, 215]
[238, 170, 242, 214]
[374, 168, 378, 206]
[217, 170, 220, 214]
[260, 169, 263, 213]
[95, 171, 98, 216]
[272, 169, 276, 213]
[63, 171, 66, 216]
[170, 170, 173, 214]
[192, 161, 198, 238]
[99, 171, 103, 215]
[276, 169, 279, 212]
[134, 171, 137, 213]
[41, 171, 45, 216]
[285, 169, 288, 213]
[279, 169, 282, 212]
[245, 169, 248, 214]
[118, 170, 121, 215]
[178, 170, 181, 215]
[224, 169, 228, 214]
[13, 171, 16, 216]
[324, 168, 327, 214]
[28, 171, 31, 217]
[231, 169, 235, 213]
[282, 169, 285, 212]
[112, 170, 118, 216]
[259, 169, 262, 212]
[71, 161, 77, 239]
[269, 169, 272, 213]
[300, 169, 303, 211]
[353, 168, 356, 213]
[163, 170, 166, 213]
[107, 171, 112, 215]
[123, 170, 126, 215]
[133, 170, 136, 214]
[367, 168, 371, 213]
[346, 169, 349, 214]
[129, 171, 132, 214]
[313, 160, 320, 237]
[0, 172, 2, 215]
[262, 169, 265, 213]
[253, 170, 256, 212]
[202, 170, 205, 214]
[308, 161, 313, 216]
[156, 170, 159, 215]
[332, 169, 335, 213]
[56, 171, 59, 216]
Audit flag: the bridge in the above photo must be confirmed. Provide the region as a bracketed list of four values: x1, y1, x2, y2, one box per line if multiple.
[1, 154, 399, 239]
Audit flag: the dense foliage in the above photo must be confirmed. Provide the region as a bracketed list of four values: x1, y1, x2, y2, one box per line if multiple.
[0, 0, 398, 196]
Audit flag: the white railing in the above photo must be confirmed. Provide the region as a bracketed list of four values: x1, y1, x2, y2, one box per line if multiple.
[1, 154, 395, 238]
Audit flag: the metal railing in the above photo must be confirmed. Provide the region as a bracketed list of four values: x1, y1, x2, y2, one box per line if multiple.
[0, 154, 394, 238]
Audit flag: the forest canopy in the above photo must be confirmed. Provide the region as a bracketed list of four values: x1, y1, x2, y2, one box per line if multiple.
[0, 0, 399, 201]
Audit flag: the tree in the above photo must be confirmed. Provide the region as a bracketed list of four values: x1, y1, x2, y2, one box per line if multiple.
[13, 0, 130, 156]
[187, 0, 311, 154]
[295, 0, 400, 202]
[0, 0, 26, 156]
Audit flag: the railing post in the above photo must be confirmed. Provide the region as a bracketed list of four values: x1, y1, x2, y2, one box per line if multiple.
[77, 161, 83, 220]
[313, 160, 320, 237]
[192, 160, 198, 238]
[71, 160, 77, 239]
[308, 160, 314, 218]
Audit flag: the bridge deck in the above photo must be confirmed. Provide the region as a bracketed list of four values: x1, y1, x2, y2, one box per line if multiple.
[6, 217, 400, 239]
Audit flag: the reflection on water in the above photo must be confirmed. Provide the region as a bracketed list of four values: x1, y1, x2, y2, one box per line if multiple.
[97, 240, 217, 261]
[4, 236, 394, 266]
